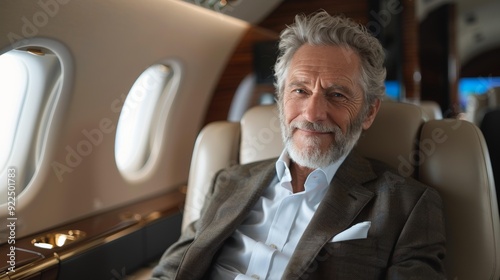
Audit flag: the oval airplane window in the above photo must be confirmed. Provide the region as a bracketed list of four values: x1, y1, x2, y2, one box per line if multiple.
[115, 62, 182, 182]
[0, 40, 73, 206]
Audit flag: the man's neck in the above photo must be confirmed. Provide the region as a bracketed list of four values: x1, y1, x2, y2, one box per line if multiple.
[289, 162, 314, 193]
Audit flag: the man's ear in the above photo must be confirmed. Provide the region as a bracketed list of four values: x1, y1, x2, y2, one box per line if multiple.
[362, 99, 381, 130]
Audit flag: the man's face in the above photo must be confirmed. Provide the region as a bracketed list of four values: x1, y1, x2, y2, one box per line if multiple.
[280, 44, 378, 169]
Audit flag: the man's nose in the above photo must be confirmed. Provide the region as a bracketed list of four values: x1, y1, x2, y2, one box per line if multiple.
[303, 94, 327, 123]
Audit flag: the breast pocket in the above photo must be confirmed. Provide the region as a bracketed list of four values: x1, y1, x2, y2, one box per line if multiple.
[324, 238, 388, 271]
[328, 238, 379, 256]
[300, 239, 390, 279]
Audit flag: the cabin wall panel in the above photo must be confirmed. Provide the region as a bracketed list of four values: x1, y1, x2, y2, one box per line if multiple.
[0, 0, 249, 239]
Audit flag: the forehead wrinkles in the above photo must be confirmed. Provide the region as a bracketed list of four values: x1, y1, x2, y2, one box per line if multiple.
[287, 63, 359, 90]
[285, 45, 364, 94]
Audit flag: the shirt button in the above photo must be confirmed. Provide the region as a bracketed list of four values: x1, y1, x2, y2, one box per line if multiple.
[251, 274, 260, 279]
[269, 243, 278, 250]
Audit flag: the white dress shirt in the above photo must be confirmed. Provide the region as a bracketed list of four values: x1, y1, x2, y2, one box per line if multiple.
[210, 150, 346, 279]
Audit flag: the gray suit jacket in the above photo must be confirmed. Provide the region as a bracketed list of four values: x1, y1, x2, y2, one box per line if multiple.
[152, 151, 446, 279]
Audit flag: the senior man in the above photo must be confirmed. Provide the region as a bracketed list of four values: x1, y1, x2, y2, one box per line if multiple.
[151, 10, 446, 280]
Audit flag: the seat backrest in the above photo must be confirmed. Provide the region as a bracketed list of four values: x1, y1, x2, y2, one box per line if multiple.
[182, 101, 426, 229]
[480, 108, 500, 208]
[488, 86, 500, 108]
[466, 94, 489, 125]
[182, 103, 500, 278]
[419, 100, 443, 120]
[418, 119, 500, 280]
[239, 104, 283, 164]
[182, 121, 240, 229]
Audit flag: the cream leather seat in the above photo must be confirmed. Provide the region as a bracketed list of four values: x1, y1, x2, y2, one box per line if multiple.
[419, 100, 443, 120]
[481, 108, 500, 208]
[418, 119, 500, 280]
[466, 87, 500, 125]
[182, 102, 500, 279]
[182, 101, 426, 229]
[466, 94, 490, 125]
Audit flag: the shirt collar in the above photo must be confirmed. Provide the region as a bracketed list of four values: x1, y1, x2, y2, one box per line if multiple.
[275, 149, 347, 185]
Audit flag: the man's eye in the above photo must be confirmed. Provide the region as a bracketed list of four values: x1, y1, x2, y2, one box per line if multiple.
[331, 92, 346, 99]
[293, 89, 306, 94]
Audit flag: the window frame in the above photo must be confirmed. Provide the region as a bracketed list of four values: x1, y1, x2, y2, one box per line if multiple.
[114, 60, 183, 183]
[0, 38, 74, 212]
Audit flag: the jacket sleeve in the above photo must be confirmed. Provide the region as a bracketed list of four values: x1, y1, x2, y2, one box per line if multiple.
[149, 221, 198, 280]
[386, 187, 447, 279]
[149, 169, 222, 280]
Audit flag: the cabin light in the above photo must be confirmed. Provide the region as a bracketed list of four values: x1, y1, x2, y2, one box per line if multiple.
[413, 71, 422, 82]
[185, 0, 240, 11]
[26, 48, 45, 56]
[33, 242, 54, 250]
[31, 230, 86, 249]
[55, 233, 76, 247]
[145, 211, 162, 221]
[55, 235, 67, 247]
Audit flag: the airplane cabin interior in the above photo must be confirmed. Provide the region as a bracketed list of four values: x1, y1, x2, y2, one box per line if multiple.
[0, 0, 499, 279]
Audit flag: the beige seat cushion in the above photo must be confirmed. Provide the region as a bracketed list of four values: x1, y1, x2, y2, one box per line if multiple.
[418, 119, 500, 280]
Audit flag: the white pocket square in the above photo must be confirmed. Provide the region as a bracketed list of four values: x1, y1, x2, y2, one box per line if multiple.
[331, 221, 371, 242]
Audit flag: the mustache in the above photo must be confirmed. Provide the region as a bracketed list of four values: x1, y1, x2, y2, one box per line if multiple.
[290, 120, 341, 134]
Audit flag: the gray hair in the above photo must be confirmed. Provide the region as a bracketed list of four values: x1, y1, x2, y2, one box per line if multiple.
[273, 11, 386, 109]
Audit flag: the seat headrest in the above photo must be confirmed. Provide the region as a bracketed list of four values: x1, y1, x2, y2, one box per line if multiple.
[419, 100, 443, 120]
[240, 105, 283, 164]
[355, 101, 425, 177]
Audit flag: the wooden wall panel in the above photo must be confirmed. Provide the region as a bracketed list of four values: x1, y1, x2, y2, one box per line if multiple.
[202, 26, 278, 126]
[419, 3, 459, 116]
[258, 0, 369, 34]
[400, 0, 420, 101]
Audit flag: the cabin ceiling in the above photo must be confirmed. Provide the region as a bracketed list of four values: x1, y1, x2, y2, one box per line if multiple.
[455, 0, 500, 64]
[182, 0, 500, 66]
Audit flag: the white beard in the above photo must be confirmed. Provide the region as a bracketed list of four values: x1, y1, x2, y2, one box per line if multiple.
[281, 116, 364, 169]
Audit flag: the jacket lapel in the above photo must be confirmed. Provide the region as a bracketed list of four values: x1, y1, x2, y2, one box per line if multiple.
[284, 152, 377, 279]
[177, 159, 277, 279]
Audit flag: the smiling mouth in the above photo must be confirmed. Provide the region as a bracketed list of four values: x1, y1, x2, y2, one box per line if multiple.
[296, 128, 332, 135]
[293, 129, 335, 141]
[289, 120, 339, 138]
